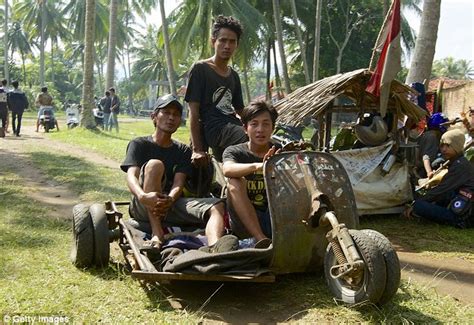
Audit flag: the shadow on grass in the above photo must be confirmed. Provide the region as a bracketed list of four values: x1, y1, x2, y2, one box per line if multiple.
[28, 151, 128, 200]
[134, 273, 441, 323]
[360, 214, 474, 256]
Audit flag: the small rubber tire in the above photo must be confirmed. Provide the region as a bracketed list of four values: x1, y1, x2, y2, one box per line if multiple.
[70, 203, 94, 268]
[90, 203, 110, 267]
[324, 229, 387, 304]
[45, 124, 50, 133]
[361, 229, 401, 305]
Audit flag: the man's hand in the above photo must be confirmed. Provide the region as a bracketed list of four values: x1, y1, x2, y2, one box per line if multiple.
[263, 146, 280, 162]
[139, 192, 173, 218]
[192, 150, 210, 168]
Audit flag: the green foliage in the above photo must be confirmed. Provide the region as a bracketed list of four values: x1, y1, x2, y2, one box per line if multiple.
[431, 57, 474, 80]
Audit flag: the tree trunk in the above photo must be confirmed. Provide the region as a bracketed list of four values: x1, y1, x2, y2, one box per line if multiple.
[406, 0, 441, 85]
[105, 0, 118, 89]
[4, 0, 9, 82]
[272, 0, 291, 94]
[159, 0, 177, 96]
[40, 2, 46, 86]
[81, 0, 97, 129]
[290, 0, 310, 84]
[265, 40, 271, 100]
[313, 0, 323, 81]
[22, 53, 26, 84]
[243, 64, 251, 104]
[272, 41, 282, 95]
[51, 41, 55, 85]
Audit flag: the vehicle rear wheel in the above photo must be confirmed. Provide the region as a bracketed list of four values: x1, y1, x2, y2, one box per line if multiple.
[361, 229, 400, 305]
[90, 203, 110, 267]
[45, 124, 50, 133]
[70, 204, 94, 267]
[324, 229, 387, 304]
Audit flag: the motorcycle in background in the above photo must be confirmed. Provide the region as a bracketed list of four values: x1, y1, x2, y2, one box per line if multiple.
[39, 106, 57, 133]
[66, 104, 80, 129]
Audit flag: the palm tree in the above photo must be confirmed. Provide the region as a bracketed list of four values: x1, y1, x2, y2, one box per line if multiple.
[405, 0, 441, 84]
[289, 0, 309, 84]
[272, 0, 291, 94]
[81, 0, 96, 128]
[8, 21, 33, 83]
[432, 57, 474, 80]
[4, 0, 9, 82]
[105, 0, 118, 89]
[158, 0, 176, 95]
[13, 0, 68, 86]
[313, 0, 322, 81]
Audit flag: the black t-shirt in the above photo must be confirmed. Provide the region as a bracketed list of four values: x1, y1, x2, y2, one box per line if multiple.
[185, 61, 244, 139]
[223, 142, 268, 211]
[121, 136, 193, 192]
[423, 155, 474, 203]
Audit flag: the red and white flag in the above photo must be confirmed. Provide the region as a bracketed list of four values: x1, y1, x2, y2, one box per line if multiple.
[366, 0, 401, 117]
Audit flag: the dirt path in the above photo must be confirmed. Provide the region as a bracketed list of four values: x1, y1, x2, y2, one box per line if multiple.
[1, 126, 473, 308]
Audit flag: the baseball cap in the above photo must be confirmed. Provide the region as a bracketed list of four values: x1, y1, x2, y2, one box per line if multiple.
[153, 94, 183, 113]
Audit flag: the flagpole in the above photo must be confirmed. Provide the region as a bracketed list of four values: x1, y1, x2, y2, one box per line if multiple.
[368, 0, 396, 71]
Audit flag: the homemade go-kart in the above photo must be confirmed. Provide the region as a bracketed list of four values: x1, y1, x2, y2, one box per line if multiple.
[71, 149, 400, 306]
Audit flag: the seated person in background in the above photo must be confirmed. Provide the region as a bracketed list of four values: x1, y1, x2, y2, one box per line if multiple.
[222, 101, 280, 248]
[416, 113, 449, 179]
[35, 86, 59, 132]
[408, 129, 474, 228]
[121, 94, 227, 249]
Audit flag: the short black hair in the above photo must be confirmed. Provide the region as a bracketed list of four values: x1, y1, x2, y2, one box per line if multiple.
[1, 79, 7, 86]
[212, 15, 243, 42]
[241, 100, 278, 126]
[41, 87, 48, 92]
[105, 91, 110, 96]
[109, 87, 115, 93]
[12, 80, 19, 88]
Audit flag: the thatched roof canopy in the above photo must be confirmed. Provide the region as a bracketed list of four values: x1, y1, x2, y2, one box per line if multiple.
[274, 69, 427, 126]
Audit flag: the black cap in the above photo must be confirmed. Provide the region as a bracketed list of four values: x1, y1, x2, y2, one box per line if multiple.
[153, 94, 183, 113]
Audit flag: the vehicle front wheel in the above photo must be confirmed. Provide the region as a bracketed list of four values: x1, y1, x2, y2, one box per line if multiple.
[324, 229, 387, 305]
[361, 229, 400, 305]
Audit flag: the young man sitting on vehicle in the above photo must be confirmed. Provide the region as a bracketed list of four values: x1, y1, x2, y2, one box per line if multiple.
[407, 129, 474, 228]
[121, 94, 229, 249]
[222, 101, 280, 248]
[35, 87, 59, 132]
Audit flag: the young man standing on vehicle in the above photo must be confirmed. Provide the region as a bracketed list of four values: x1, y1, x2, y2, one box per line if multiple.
[35, 87, 59, 132]
[185, 15, 248, 164]
[108, 87, 120, 133]
[222, 101, 279, 248]
[7, 80, 29, 137]
[121, 94, 227, 249]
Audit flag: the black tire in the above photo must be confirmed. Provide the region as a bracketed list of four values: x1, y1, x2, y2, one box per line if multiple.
[70, 203, 94, 267]
[324, 229, 387, 304]
[361, 229, 401, 305]
[45, 124, 50, 133]
[90, 203, 110, 267]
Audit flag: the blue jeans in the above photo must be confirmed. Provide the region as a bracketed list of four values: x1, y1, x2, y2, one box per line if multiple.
[108, 112, 118, 132]
[103, 112, 110, 131]
[413, 199, 464, 228]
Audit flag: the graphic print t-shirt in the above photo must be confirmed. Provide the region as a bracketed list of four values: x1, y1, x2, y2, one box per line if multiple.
[222, 142, 268, 211]
[185, 61, 244, 139]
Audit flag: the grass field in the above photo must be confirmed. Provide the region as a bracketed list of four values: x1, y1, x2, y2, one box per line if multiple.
[1, 119, 473, 322]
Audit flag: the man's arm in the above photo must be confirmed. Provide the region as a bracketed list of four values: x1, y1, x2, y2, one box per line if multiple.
[168, 172, 186, 203]
[126, 166, 168, 215]
[189, 102, 209, 166]
[223, 161, 262, 178]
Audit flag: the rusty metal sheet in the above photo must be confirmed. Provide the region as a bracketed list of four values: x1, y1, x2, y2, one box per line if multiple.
[265, 151, 359, 274]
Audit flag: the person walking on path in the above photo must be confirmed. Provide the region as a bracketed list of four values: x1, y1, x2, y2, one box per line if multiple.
[7, 80, 29, 137]
[100, 91, 112, 131]
[108, 87, 120, 133]
[0, 79, 9, 136]
[185, 15, 247, 164]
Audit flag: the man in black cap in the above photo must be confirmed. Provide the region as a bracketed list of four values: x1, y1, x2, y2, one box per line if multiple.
[121, 94, 228, 249]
